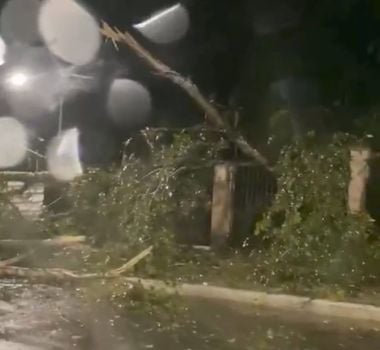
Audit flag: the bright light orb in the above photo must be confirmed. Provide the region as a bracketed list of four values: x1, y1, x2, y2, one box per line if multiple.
[47, 128, 83, 182]
[0, 117, 28, 168]
[133, 3, 190, 44]
[4, 46, 67, 119]
[38, 0, 101, 65]
[7, 72, 29, 88]
[106, 78, 152, 128]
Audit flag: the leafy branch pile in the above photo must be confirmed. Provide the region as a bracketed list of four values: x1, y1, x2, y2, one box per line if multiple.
[65, 130, 226, 275]
[56, 131, 380, 293]
[1, 128, 380, 298]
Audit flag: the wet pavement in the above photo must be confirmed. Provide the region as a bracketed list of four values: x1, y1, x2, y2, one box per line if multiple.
[0, 280, 380, 350]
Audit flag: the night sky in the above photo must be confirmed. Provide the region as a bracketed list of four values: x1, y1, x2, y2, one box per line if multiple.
[0, 0, 380, 167]
[82, 0, 380, 147]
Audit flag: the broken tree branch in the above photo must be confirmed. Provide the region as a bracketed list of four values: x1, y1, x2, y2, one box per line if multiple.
[0, 245, 153, 282]
[0, 253, 28, 267]
[0, 266, 96, 281]
[108, 245, 153, 276]
[0, 235, 87, 249]
[100, 22, 271, 170]
[0, 171, 51, 183]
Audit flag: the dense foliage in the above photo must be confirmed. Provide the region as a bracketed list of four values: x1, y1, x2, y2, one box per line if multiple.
[65, 130, 225, 274]
[2, 126, 380, 297]
[255, 134, 380, 288]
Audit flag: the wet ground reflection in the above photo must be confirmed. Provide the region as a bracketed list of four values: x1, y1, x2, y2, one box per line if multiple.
[0, 282, 379, 350]
[84, 299, 380, 350]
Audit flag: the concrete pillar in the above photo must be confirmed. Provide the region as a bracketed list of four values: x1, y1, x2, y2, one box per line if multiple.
[210, 163, 236, 248]
[348, 148, 371, 214]
[7, 181, 45, 220]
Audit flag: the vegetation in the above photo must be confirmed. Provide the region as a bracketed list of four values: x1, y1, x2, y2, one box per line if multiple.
[255, 134, 380, 290]
[2, 126, 380, 304]
[2, 0, 380, 309]
[61, 130, 225, 276]
[12, 130, 370, 302]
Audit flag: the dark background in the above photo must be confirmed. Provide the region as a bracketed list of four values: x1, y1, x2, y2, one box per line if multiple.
[84, 0, 380, 156]
[1, 0, 380, 164]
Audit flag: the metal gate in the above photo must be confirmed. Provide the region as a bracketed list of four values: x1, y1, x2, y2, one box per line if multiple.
[232, 164, 277, 244]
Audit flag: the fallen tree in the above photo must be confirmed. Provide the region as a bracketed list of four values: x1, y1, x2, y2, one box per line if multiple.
[0, 235, 87, 249]
[0, 245, 153, 283]
[100, 22, 271, 170]
[0, 235, 89, 268]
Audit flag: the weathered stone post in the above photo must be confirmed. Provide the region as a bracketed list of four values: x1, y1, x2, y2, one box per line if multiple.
[210, 163, 236, 248]
[348, 148, 371, 214]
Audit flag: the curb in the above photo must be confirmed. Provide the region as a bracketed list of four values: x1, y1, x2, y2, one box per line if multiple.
[124, 278, 380, 325]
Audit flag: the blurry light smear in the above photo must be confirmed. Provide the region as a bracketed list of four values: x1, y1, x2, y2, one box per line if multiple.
[107, 78, 152, 127]
[0, 0, 41, 44]
[133, 3, 189, 44]
[6, 71, 29, 88]
[38, 0, 101, 65]
[0, 117, 28, 168]
[47, 128, 83, 182]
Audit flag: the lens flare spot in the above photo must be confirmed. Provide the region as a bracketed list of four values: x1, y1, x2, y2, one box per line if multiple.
[47, 128, 83, 182]
[4, 46, 66, 119]
[0, 117, 28, 168]
[7, 71, 29, 88]
[133, 4, 190, 44]
[38, 0, 100, 65]
[107, 79, 152, 127]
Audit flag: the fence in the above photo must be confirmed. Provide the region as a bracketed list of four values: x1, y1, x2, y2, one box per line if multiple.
[233, 163, 277, 244]
[0, 147, 369, 247]
[0, 172, 55, 220]
[210, 148, 374, 248]
[210, 162, 277, 248]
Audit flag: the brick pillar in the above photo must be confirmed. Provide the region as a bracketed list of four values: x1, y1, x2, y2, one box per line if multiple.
[210, 163, 236, 248]
[348, 148, 371, 214]
[7, 181, 45, 220]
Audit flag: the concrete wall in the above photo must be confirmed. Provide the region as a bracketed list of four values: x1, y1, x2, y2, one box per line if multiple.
[7, 181, 45, 220]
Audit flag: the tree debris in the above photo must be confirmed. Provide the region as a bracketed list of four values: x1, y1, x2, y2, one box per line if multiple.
[0, 235, 86, 249]
[100, 22, 271, 170]
[0, 245, 154, 282]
